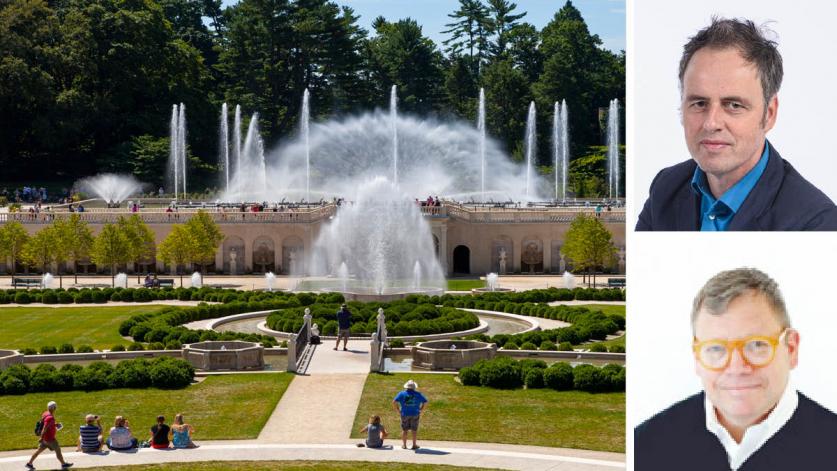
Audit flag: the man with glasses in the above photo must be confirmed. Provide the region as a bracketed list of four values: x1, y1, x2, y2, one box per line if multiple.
[635, 268, 837, 470]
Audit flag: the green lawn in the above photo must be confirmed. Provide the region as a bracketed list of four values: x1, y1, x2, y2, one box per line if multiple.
[352, 373, 625, 453]
[81, 462, 501, 471]
[0, 373, 293, 451]
[578, 304, 625, 317]
[446, 279, 485, 291]
[581, 333, 626, 349]
[0, 305, 165, 350]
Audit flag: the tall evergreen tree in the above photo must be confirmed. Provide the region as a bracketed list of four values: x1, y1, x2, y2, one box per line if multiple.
[485, 0, 526, 58]
[442, 0, 489, 74]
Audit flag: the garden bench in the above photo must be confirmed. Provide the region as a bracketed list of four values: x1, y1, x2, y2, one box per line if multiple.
[157, 279, 175, 288]
[12, 277, 42, 288]
[607, 278, 626, 288]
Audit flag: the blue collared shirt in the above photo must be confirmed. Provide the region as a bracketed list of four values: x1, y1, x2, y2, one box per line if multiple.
[691, 142, 770, 231]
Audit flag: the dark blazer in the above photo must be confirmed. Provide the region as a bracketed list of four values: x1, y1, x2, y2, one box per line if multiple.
[636, 143, 837, 230]
[634, 391, 837, 471]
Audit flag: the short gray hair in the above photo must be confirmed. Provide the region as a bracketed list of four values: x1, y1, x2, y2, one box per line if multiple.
[679, 17, 783, 121]
[691, 268, 790, 332]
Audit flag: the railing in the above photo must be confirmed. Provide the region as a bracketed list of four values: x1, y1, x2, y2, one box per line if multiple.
[294, 322, 309, 365]
[1, 205, 338, 225]
[444, 203, 626, 223]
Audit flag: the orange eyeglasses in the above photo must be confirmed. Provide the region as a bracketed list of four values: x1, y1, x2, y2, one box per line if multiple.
[692, 328, 789, 371]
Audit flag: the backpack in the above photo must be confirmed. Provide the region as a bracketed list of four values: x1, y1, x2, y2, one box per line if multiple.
[34, 418, 44, 437]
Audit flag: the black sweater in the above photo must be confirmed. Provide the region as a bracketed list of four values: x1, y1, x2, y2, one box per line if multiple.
[634, 391, 837, 470]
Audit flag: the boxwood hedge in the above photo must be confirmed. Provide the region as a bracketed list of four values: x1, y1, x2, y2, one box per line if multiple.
[459, 357, 625, 393]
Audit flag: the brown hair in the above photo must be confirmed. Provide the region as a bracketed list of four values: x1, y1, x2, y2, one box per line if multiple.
[369, 415, 381, 426]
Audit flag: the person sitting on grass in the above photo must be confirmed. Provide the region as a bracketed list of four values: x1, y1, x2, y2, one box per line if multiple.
[357, 415, 388, 448]
[150, 415, 170, 449]
[106, 416, 138, 451]
[77, 414, 103, 453]
[171, 413, 198, 449]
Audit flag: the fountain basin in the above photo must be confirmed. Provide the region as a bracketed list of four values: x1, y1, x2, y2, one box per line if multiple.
[412, 340, 496, 371]
[335, 288, 445, 303]
[0, 350, 24, 369]
[181, 341, 263, 371]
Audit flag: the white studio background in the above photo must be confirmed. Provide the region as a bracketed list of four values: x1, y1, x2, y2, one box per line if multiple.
[627, 232, 837, 434]
[630, 0, 837, 226]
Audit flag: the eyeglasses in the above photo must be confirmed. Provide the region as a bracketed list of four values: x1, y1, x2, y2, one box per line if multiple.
[693, 328, 789, 371]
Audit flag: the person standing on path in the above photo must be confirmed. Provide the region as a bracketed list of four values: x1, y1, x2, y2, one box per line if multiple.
[26, 401, 73, 469]
[335, 303, 352, 351]
[392, 379, 428, 450]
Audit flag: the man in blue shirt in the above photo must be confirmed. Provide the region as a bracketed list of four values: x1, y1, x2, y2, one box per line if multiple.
[637, 18, 837, 231]
[334, 304, 351, 351]
[392, 379, 428, 450]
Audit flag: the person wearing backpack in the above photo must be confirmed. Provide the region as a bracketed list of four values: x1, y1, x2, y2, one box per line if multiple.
[26, 401, 73, 469]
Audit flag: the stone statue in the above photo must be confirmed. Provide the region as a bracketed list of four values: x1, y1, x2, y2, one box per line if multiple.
[498, 247, 507, 275]
[303, 307, 313, 337]
[376, 307, 387, 341]
[229, 248, 238, 275]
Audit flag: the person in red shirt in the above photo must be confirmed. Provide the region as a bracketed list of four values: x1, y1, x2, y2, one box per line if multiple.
[26, 401, 73, 469]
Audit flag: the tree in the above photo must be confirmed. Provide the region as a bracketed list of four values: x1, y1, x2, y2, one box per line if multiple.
[506, 23, 543, 83]
[481, 58, 531, 161]
[91, 224, 132, 286]
[485, 0, 526, 58]
[443, 55, 479, 119]
[442, 0, 490, 74]
[184, 210, 224, 275]
[157, 224, 196, 286]
[53, 215, 94, 283]
[561, 213, 617, 287]
[117, 215, 156, 276]
[0, 221, 30, 275]
[20, 227, 58, 276]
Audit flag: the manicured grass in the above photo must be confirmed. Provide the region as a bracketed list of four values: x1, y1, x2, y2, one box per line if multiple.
[0, 373, 293, 451]
[579, 304, 625, 317]
[81, 462, 502, 471]
[352, 373, 625, 452]
[0, 305, 164, 350]
[581, 334, 626, 349]
[446, 279, 485, 291]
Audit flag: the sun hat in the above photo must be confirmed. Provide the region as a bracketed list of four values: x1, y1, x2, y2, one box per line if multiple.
[403, 380, 418, 390]
[47, 401, 57, 409]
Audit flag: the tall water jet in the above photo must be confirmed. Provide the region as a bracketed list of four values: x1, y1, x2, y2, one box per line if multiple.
[169, 104, 179, 198]
[390, 85, 399, 186]
[486, 272, 498, 292]
[338, 262, 349, 293]
[308, 177, 445, 298]
[478, 88, 486, 200]
[265, 272, 276, 291]
[191, 272, 202, 288]
[561, 100, 569, 201]
[524, 101, 537, 199]
[607, 99, 620, 199]
[301, 89, 311, 202]
[553, 101, 560, 201]
[42, 273, 55, 289]
[233, 105, 242, 176]
[220, 103, 229, 192]
[412, 261, 422, 291]
[563, 271, 576, 289]
[241, 113, 267, 198]
[115, 273, 128, 289]
[78, 174, 143, 204]
[178, 103, 187, 197]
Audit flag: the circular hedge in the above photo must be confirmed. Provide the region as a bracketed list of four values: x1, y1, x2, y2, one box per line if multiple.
[266, 301, 480, 337]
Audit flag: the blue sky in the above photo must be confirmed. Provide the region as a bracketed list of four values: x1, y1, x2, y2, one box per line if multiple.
[218, 0, 626, 53]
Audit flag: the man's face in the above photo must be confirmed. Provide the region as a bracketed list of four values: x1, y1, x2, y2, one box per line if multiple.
[681, 47, 778, 188]
[694, 291, 798, 429]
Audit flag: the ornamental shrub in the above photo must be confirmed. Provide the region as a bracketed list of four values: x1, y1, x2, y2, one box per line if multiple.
[165, 340, 182, 350]
[524, 368, 545, 389]
[42, 291, 58, 304]
[519, 341, 538, 351]
[573, 364, 605, 392]
[540, 340, 557, 350]
[20, 348, 37, 355]
[609, 344, 625, 353]
[74, 362, 113, 391]
[2, 375, 26, 394]
[388, 339, 405, 348]
[149, 358, 194, 389]
[29, 364, 58, 392]
[127, 342, 145, 351]
[76, 290, 93, 303]
[458, 366, 481, 386]
[502, 340, 518, 350]
[58, 344, 74, 354]
[57, 291, 75, 304]
[589, 343, 607, 352]
[111, 344, 126, 352]
[557, 342, 573, 351]
[14, 291, 31, 304]
[543, 362, 573, 390]
[92, 290, 108, 303]
[39, 346, 57, 355]
[76, 345, 93, 353]
[478, 358, 522, 389]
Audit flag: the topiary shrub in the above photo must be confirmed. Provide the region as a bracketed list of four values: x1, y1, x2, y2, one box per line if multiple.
[478, 358, 522, 389]
[589, 343, 607, 352]
[149, 342, 165, 350]
[39, 346, 57, 355]
[519, 341, 538, 351]
[557, 342, 574, 351]
[1, 375, 27, 394]
[20, 348, 37, 355]
[524, 368, 545, 389]
[41, 291, 58, 304]
[502, 340, 518, 350]
[57, 291, 75, 304]
[58, 343, 74, 354]
[92, 290, 108, 303]
[540, 340, 557, 350]
[608, 344, 625, 353]
[573, 364, 605, 392]
[14, 291, 31, 304]
[458, 366, 481, 386]
[74, 362, 114, 391]
[388, 339, 405, 348]
[127, 343, 145, 351]
[29, 364, 58, 392]
[544, 362, 574, 390]
[76, 345, 93, 353]
[149, 358, 194, 389]
[109, 359, 151, 389]
[76, 290, 93, 303]
[110, 344, 126, 352]
[165, 340, 182, 350]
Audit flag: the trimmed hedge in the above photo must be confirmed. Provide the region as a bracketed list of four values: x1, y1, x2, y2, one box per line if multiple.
[0, 357, 195, 395]
[459, 357, 625, 393]
[266, 301, 479, 337]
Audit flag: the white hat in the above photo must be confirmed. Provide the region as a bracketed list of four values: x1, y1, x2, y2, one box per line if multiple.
[403, 380, 418, 390]
[47, 401, 57, 409]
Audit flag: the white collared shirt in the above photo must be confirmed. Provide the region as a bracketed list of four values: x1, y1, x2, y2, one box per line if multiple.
[704, 383, 798, 470]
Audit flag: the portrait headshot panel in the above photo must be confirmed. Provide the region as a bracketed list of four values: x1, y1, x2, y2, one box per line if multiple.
[632, 0, 837, 230]
[628, 233, 837, 468]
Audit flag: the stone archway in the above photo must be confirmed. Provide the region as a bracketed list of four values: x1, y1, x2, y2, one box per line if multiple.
[520, 238, 543, 274]
[282, 236, 304, 276]
[252, 236, 276, 274]
[222, 236, 245, 275]
[453, 245, 470, 274]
